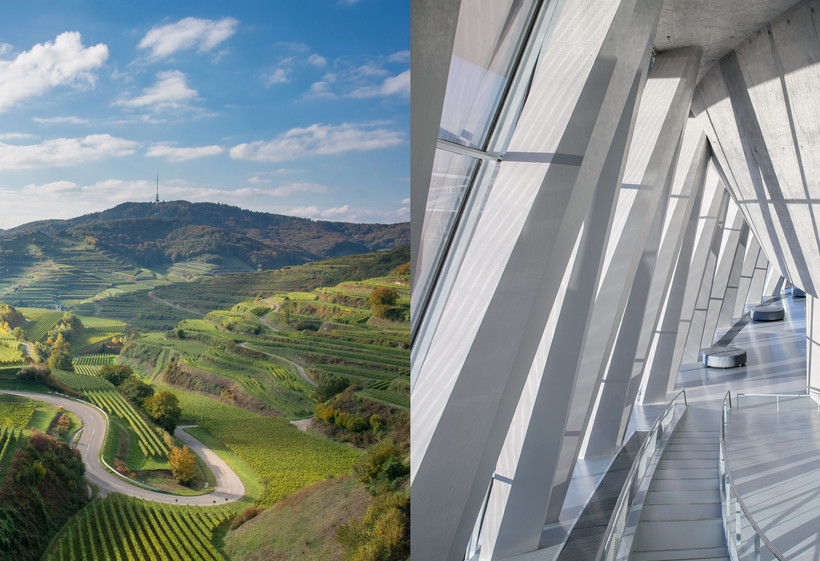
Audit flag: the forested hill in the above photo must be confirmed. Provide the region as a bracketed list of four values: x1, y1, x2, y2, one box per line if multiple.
[0, 201, 409, 270]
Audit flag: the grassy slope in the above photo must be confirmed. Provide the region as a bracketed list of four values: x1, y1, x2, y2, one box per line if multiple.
[222, 474, 371, 561]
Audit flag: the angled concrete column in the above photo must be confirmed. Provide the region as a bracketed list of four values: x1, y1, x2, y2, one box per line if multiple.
[745, 249, 770, 307]
[635, 131, 710, 405]
[763, 264, 785, 299]
[584, 121, 707, 457]
[641, 163, 727, 402]
[734, 237, 762, 318]
[682, 185, 731, 362]
[411, 0, 660, 558]
[700, 205, 748, 342]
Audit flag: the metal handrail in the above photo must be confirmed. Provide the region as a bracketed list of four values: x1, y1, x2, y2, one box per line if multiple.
[595, 389, 688, 561]
[720, 391, 786, 561]
[735, 391, 818, 413]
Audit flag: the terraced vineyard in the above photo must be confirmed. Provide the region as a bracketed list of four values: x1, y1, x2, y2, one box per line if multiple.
[20, 309, 64, 342]
[0, 427, 21, 472]
[44, 495, 233, 561]
[85, 390, 169, 458]
[0, 400, 36, 428]
[0, 342, 24, 364]
[181, 346, 314, 418]
[73, 354, 118, 376]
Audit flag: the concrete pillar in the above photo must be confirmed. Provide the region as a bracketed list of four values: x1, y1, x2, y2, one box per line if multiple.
[734, 237, 762, 318]
[585, 122, 707, 456]
[682, 185, 731, 362]
[641, 162, 727, 402]
[700, 205, 747, 343]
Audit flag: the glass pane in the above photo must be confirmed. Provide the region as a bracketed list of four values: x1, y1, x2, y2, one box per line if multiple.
[438, 0, 538, 149]
[412, 149, 479, 319]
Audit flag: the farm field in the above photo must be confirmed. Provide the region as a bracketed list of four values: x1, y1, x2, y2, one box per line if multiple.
[86, 389, 169, 459]
[43, 494, 233, 561]
[73, 354, 118, 376]
[171, 389, 361, 506]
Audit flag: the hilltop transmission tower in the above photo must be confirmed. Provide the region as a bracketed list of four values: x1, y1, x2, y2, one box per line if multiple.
[155, 174, 160, 204]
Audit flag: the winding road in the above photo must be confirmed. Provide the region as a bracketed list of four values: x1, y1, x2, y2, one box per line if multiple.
[239, 341, 316, 387]
[0, 390, 244, 505]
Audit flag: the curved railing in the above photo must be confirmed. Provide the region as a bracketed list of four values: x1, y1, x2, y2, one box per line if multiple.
[719, 391, 786, 561]
[595, 389, 688, 561]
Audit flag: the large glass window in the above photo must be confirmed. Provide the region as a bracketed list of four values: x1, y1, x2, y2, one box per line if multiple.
[412, 149, 480, 316]
[438, 0, 538, 149]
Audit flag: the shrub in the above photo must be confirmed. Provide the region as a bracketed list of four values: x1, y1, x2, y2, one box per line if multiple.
[230, 506, 262, 530]
[337, 492, 409, 561]
[16, 364, 51, 384]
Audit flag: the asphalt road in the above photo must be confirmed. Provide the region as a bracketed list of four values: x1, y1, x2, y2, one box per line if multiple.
[0, 390, 244, 505]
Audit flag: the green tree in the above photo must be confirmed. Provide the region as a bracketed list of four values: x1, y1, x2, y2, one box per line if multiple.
[368, 287, 399, 319]
[96, 364, 134, 386]
[120, 376, 155, 407]
[353, 439, 409, 496]
[143, 390, 181, 433]
[314, 374, 350, 402]
[48, 349, 73, 371]
[168, 445, 197, 485]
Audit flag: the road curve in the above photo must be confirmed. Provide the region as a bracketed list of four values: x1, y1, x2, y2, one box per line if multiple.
[239, 342, 317, 386]
[0, 390, 244, 505]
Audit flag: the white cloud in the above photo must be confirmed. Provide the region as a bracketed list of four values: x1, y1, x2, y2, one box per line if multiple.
[230, 121, 405, 163]
[0, 32, 108, 113]
[267, 68, 290, 85]
[22, 180, 79, 196]
[0, 43, 12, 56]
[338, 0, 360, 5]
[0, 132, 36, 141]
[115, 70, 198, 112]
[308, 54, 327, 68]
[270, 182, 330, 197]
[277, 41, 310, 52]
[304, 81, 337, 100]
[283, 204, 409, 223]
[248, 176, 271, 184]
[138, 17, 238, 59]
[401, 198, 410, 204]
[0, 134, 137, 169]
[146, 143, 224, 162]
[33, 115, 89, 125]
[349, 69, 410, 99]
[388, 50, 410, 63]
[286, 205, 350, 219]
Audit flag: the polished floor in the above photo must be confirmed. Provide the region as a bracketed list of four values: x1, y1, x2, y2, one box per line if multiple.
[526, 294, 809, 561]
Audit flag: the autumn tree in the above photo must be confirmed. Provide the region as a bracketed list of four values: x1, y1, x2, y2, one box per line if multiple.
[168, 445, 197, 485]
[369, 287, 399, 319]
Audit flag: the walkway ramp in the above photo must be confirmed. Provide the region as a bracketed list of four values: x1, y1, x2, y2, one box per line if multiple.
[630, 405, 729, 561]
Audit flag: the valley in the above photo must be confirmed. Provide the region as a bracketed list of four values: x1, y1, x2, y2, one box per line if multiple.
[0, 203, 409, 561]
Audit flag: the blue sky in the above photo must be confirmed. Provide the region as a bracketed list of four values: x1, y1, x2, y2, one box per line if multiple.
[0, 0, 409, 229]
